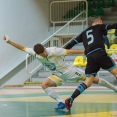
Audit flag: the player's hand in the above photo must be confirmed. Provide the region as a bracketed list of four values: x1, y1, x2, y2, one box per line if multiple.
[3, 35, 10, 43]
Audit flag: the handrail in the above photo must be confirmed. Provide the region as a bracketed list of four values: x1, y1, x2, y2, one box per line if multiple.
[26, 54, 42, 74]
[42, 11, 87, 45]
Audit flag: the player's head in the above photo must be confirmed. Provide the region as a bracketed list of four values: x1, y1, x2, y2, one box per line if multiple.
[33, 43, 47, 57]
[92, 17, 103, 25]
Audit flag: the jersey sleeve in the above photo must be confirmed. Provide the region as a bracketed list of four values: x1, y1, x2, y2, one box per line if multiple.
[75, 33, 83, 43]
[102, 23, 117, 32]
[65, 33, 82, 49]
[51, 47, 68, 56]
[25, 48, 36, 56]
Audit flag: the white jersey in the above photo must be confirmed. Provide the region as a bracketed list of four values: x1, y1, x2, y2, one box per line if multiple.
[26, 47, 73, 74]
[25, 47, 85, 85]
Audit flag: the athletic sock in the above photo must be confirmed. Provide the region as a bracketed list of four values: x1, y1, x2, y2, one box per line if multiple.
[44, 87, 63, 103]
[98, 78, 117, 92]
[71, 83, 87, 100]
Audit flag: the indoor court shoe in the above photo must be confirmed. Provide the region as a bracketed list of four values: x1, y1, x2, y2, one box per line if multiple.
[65, 98, 73, 111]
[54, 102, 65, 110]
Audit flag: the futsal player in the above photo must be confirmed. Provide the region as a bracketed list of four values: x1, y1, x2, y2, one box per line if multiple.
[65, 17, 117, 110]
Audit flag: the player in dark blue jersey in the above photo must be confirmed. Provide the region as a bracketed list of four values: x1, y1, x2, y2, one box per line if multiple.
[65, 17, 117, 110]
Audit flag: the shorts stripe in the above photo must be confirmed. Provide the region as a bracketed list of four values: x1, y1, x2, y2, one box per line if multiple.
[50, 75, 62, 83]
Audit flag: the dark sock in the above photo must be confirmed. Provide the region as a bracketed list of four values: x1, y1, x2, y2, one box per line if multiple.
[71, 83, 87, 100]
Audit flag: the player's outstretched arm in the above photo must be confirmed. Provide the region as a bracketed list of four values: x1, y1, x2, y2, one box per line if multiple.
[3, 35, 27, 52]
[67, 49, 84, 55]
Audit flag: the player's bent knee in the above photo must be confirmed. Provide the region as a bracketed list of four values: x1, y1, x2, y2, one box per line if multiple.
[41, 82, 49, 89]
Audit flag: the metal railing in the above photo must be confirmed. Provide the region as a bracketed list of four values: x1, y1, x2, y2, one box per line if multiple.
[50, 0, 88, 33]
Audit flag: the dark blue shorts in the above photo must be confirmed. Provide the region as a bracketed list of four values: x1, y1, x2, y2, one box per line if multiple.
[85, 49, 116, 77]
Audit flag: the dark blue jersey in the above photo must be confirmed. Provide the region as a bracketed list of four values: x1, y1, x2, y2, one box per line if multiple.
[65, 23, 117, 55]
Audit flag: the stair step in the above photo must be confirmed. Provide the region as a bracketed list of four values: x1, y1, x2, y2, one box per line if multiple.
[31, 77, 45, 82]
[105, 16, 117, 21]
[103, 20, 117, 24]
[33, 71, 51, 78]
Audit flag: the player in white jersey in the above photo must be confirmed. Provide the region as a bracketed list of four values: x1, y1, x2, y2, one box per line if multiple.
[26, 46, 85, 85]
[3, 35, 117, 110]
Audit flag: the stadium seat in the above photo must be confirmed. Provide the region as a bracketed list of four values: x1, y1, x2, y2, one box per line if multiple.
[103, 1, 111, 8]
[95, 8, 104, 16]
[108, 0, 115, 6]
[110, 44, 117, 49]
[108, 29, 116, 34]
[88, 8, 95, 17]
[107, 44, 117, 55]
[88, 0, 97, 9]
[63, 9, 75, 19]
[97, 0, 105, 8]
[73, 56, 84, 67]
[110, 44, 117, 54]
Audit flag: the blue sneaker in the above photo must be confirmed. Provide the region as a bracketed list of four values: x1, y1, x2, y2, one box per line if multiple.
[54, 102, 65, 110]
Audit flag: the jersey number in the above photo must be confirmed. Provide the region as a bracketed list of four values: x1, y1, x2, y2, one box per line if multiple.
[86, 29, 94, 45]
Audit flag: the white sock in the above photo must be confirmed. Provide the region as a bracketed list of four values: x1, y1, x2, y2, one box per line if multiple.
[98, 78, 117, 92]
[44, 87, 64, 103]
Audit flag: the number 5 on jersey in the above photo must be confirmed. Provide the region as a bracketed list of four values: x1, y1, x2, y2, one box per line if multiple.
[86, 29, 94, 45]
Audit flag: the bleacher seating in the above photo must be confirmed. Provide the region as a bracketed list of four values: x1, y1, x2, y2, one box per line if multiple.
[73, 56, 87, 67]
[106, 44, 117, 55]
[109, 0, 115, 6]
[110, 44, 117, 49]
[97, 0, 105, 8]
[108, 29, 116, 34]
[63, 0, 116, 18]
[88, 8, 95, 17]
[63, 9, 75, 19]
[73, 56, 84, 67]
[95, 7, 104, 16]
[88, 0, 97, 9]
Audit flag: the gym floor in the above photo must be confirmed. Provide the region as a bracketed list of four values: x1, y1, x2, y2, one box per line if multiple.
[0, 86, 117, 117]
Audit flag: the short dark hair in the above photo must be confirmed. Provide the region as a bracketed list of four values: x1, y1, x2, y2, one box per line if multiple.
[33, 43, 45, 54]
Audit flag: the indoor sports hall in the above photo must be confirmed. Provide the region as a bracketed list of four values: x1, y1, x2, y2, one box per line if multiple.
[0, 0, 117, 117]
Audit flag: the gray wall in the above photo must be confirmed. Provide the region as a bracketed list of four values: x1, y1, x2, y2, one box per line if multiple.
[0, 0, 50, 84]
